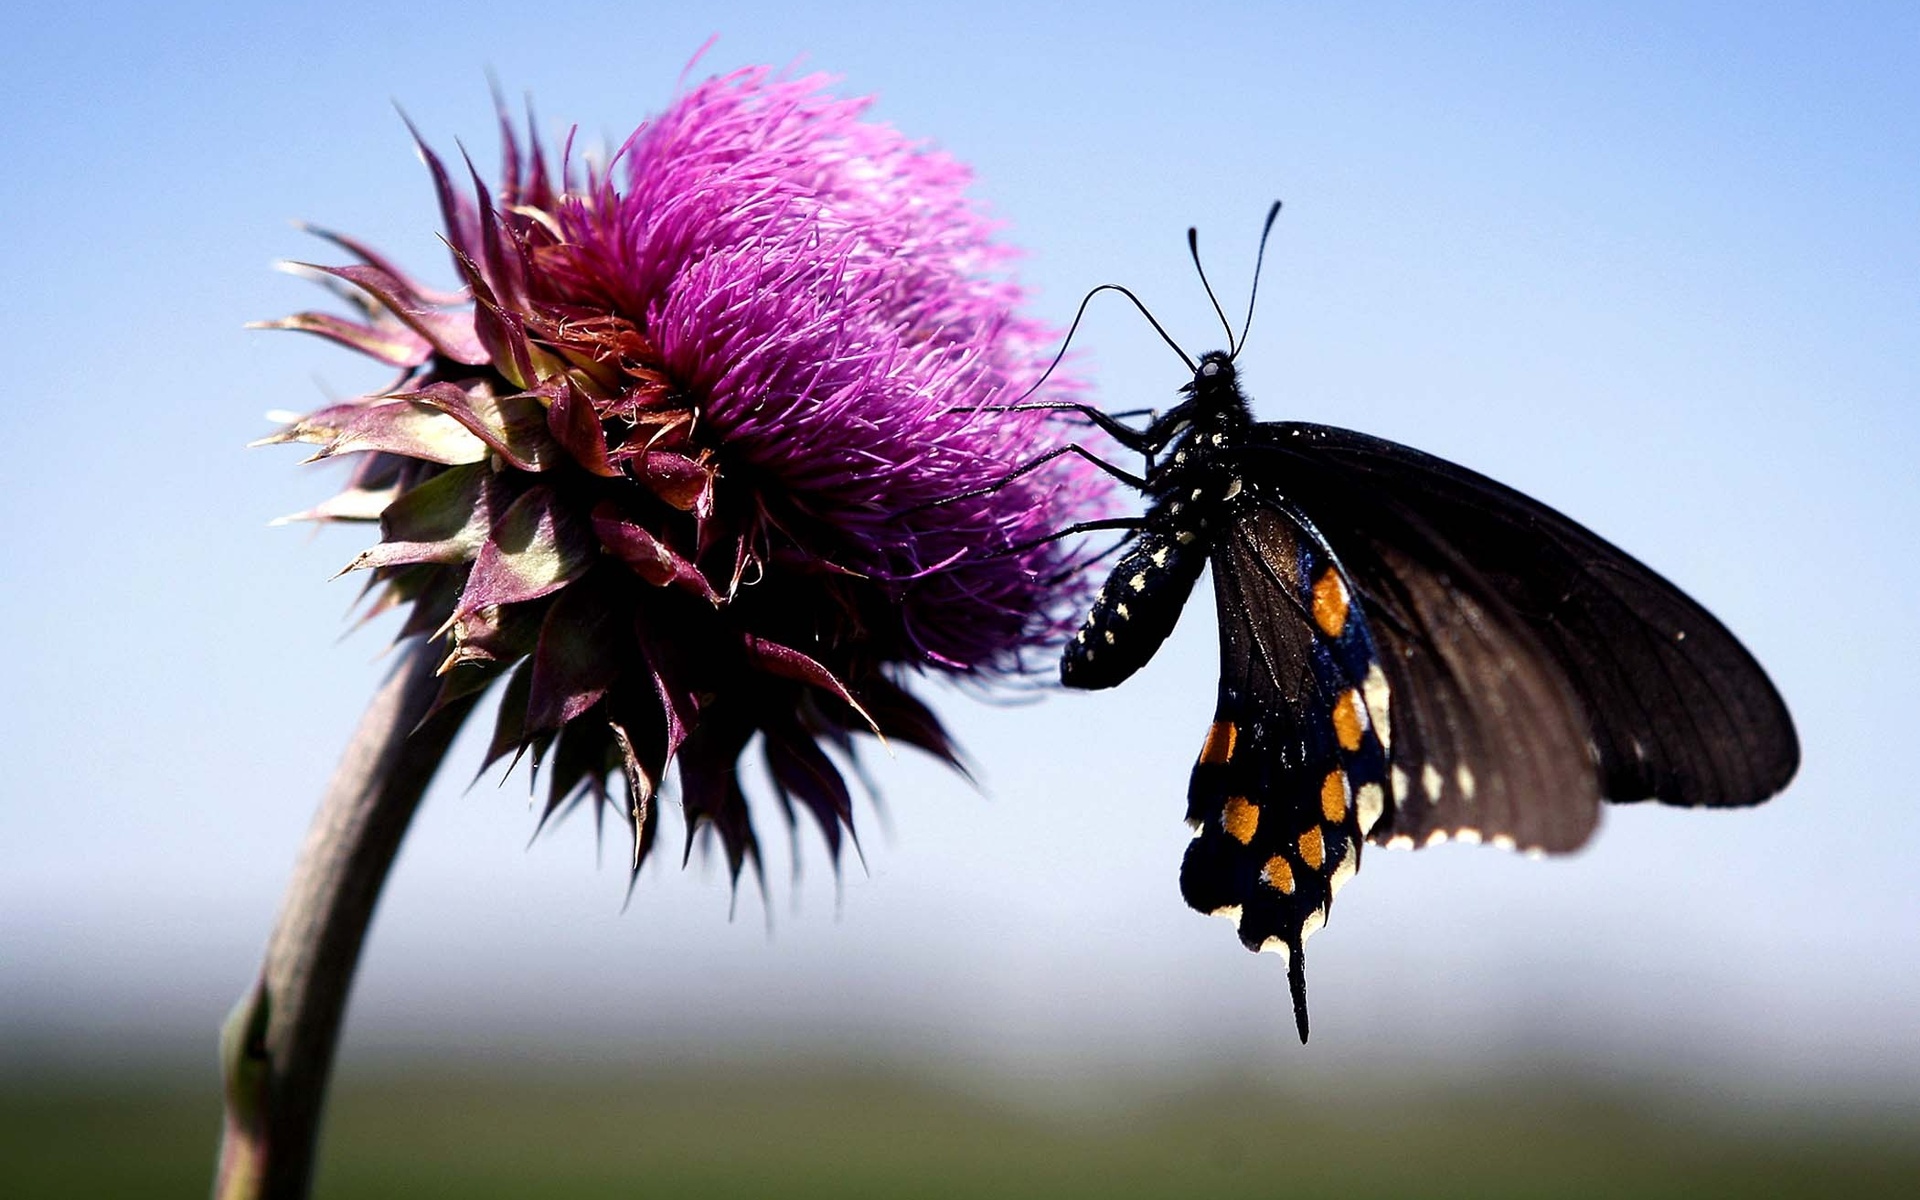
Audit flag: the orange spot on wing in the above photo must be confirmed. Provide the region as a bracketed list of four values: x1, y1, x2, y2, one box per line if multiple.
[1262, 856, 1296, 894]
[1332, 688, 1365, 751]
[1312, 568, 1349, 638]
[1199, 721, 1237, 765]
[1222, 796, 1260, 844]
[1320, 770, 1349, 822]
[1298, 826, 1326, 870]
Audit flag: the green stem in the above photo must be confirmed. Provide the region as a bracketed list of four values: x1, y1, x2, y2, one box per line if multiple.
[215, 641, 478, 1200]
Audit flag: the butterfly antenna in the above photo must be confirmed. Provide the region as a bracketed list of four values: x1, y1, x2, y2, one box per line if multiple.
[1187, 226, 1237, 356]
[1015, 283, 1196, 403]
[1232, 200, 1284, 362]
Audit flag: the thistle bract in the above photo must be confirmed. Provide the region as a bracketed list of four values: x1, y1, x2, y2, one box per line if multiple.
[261, 68, 1101, 887]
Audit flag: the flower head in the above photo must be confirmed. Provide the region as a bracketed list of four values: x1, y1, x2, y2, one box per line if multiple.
[260, 68, 1103, 889]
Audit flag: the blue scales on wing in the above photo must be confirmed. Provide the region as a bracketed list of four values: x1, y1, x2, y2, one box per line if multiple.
[1179, 499, 1391, 1042]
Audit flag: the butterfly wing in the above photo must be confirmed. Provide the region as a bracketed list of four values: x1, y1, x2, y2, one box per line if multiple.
[1245, 422, 1798, 852]
[1181, 501, 1392, 1041]
[1338, 533, 1604, 853]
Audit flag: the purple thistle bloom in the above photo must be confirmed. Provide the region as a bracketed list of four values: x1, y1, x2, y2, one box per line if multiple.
[259, 67, 1106, 888]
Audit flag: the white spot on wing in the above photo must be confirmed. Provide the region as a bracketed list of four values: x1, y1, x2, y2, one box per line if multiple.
[1130, 574, 1147, 591]
[1115, 603, 1130, 619]
[1455, 764, 1476, 802]
[1425, 829, 1450, 847]
[1257, 936, 1290, 964]
[1300, 909, 1326, 942]
[1492, 834, 1517, 852]
[1329, 844, 1358, 897]
[1422, 763, 1444, 803]
[1362, 662, 1391, 749]
[1223, 478, 1243, 500]
[1103, 630, 1115, 645]
[1386, 835, 1414, 850]
[1455, 828, 1483, 845]
[1356, 782, 1385, 835]
[1209, 904, 1243, 922]
[1151, 547, 1169, 566]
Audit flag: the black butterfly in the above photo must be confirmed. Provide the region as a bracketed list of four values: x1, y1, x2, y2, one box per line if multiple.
[1027, 204, 1798, 1042]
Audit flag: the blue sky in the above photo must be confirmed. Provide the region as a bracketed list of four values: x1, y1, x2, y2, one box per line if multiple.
[3, 2, 1916, 1089]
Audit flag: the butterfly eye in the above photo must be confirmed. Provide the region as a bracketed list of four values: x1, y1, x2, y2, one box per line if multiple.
[1201, 362, 1220, 377]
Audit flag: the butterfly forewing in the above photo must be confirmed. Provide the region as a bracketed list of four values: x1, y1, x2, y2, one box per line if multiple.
[1181, 501, 1390, 1038]
[1247, 423, 1799, 819]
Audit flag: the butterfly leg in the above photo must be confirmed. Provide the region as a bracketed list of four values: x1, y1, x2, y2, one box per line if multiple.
[981, 516, 1146, 561]
[1040, 529, 1139, 587]
[904, 444, 1149, 513]
[951, 401, 1161, 454]
[945, 515, 1146, 588]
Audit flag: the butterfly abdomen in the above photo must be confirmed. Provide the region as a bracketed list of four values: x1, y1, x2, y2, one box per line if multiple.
[1061, 524, 1210, 691]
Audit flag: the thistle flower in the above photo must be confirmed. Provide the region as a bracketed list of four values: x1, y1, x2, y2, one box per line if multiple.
[258, 68, 1101, 892]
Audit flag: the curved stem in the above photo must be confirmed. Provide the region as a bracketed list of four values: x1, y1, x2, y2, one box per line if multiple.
[215, 641, 478, 1199]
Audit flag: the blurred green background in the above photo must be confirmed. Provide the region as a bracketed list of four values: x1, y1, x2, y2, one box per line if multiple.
[8, 1055, 1918, 1198]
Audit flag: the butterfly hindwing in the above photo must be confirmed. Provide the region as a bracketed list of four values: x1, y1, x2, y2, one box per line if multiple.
[1181, 500, 1390, 1039]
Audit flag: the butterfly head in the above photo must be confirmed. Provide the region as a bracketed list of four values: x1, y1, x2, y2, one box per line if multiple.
[1176, 350, 1252, 430]
[1197, 350, 1235, 382]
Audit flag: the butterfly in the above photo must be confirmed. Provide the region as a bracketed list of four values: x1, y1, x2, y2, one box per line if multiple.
[1034, 204, 1798, 1042]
